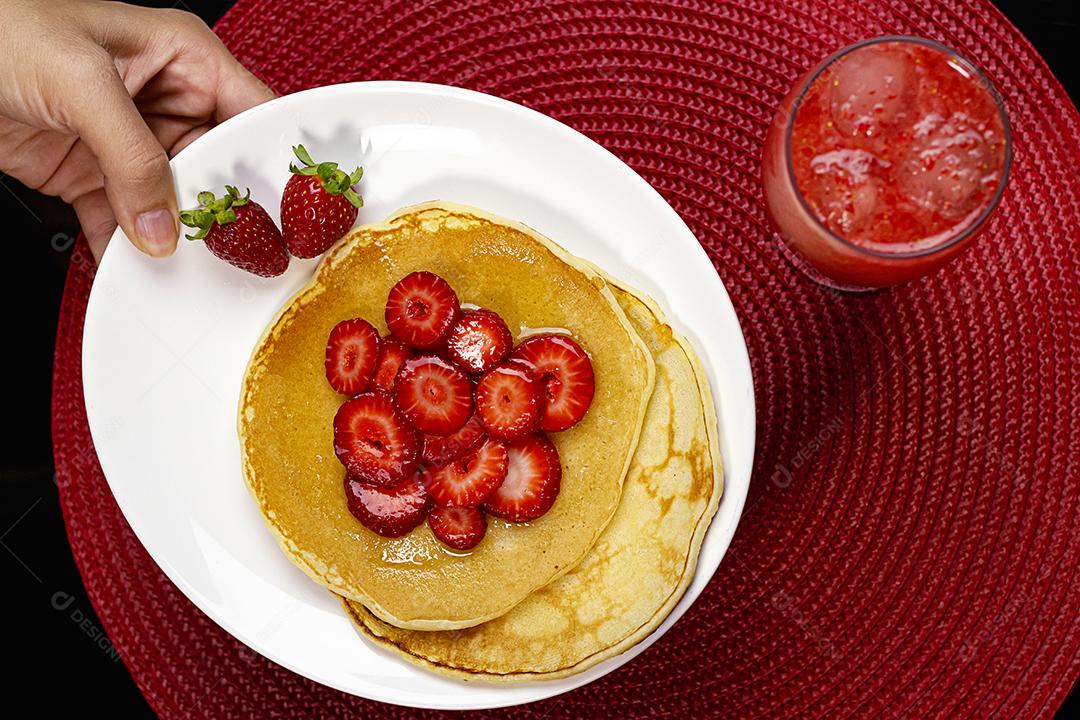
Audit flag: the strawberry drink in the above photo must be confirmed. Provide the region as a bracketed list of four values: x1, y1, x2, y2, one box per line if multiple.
[762, 36, 1011, 289]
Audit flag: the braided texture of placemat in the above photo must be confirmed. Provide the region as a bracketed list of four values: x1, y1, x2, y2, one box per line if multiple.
[52, 0, 1080, 717]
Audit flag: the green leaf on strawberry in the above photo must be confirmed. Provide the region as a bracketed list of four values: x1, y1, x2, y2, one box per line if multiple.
[287, 144, 363, 209]
[179, 186, 251, 240]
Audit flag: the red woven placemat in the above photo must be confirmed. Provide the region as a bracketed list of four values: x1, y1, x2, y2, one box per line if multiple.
[52, 0, 1080, 717]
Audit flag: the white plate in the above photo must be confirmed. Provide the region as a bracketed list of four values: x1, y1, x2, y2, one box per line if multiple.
[82, 82, 754, 710]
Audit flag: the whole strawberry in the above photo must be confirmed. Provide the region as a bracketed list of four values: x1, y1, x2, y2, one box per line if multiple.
[179, 186, 289, 277]
[281, 144, 363, 258]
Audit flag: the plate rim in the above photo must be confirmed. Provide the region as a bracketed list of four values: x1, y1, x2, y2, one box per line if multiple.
[82, 80, 755, 710]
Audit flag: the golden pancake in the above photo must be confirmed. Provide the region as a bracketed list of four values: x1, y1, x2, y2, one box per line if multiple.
[342, 280, 723, 679]
[239, 202, 654, 630]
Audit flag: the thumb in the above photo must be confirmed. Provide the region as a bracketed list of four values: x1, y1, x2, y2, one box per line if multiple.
[65, 57, 178, 258]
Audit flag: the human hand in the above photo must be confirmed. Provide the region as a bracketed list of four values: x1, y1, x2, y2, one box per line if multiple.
[0, 0, 275, 261]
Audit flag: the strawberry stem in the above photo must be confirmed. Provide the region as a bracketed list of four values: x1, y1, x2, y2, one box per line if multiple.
[179, 187, 252, 240]
[289, 143, 364, 207]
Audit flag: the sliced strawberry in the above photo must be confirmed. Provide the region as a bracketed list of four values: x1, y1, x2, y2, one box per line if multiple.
[421, 410, 486, 466]
[333, 392, 419, 486]
[427, 437, 508, 507]
[475, 359, 542, 439]
[413, 462, 435, 492]
[428, 505, 487, 550]
[484, 433, 561, 522]
[385, 271, 460, 349]
[393, 355, 473, 435]
[511, 334, 595, 432]
[324, 318, 380, 395]
[344, 467, 429, 538]
[445, 308, 513, 374]
[370, 337, 413, 394]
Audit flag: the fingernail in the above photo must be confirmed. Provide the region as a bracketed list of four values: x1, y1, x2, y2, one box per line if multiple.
[135, 208, 177, 257]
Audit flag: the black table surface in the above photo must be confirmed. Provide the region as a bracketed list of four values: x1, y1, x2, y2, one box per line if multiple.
[1, 0, 1076, 716]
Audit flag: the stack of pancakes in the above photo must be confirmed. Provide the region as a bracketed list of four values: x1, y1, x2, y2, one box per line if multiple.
[239, 202, 723, 681]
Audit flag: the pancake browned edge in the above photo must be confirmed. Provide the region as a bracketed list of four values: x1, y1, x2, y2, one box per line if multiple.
[341, 276, 723, 680]
[239, 201, 655, 630]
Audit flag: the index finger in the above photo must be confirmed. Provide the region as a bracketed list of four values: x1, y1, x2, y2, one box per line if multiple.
[214, 60, 276, 123]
